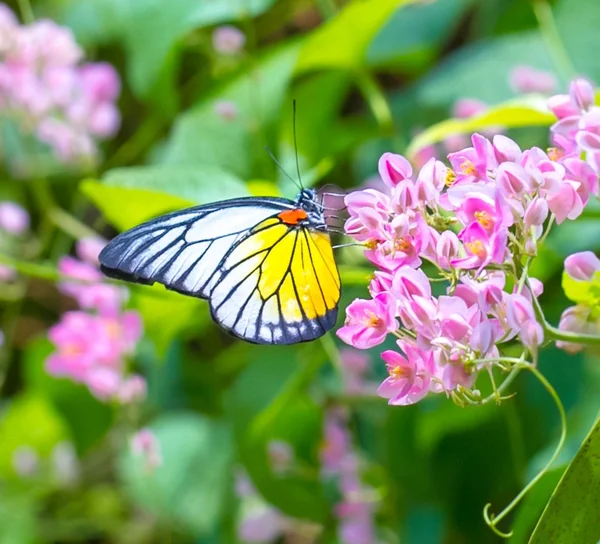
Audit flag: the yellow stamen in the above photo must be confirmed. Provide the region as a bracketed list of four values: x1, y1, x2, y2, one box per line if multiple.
[388, 365, 408, 380]
[364, 239, 378, 250]
[460, 160, 476, 176]
[445, 169, 456, 186]
[466, 240, 486, 258]
[395, 236, 413, 253]
[547, 147, 563, 161]
[474, 210, 494, 230]
[364, 311, 382, 328]
[64, 344, 82, 356]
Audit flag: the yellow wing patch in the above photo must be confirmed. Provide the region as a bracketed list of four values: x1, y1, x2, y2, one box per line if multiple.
[209, 219, 340, 344]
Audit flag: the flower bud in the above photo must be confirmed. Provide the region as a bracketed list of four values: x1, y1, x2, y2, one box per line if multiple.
[524, 197, 549, 226]
[564, 251, 600, 281]
[378, 152, 412, 188]
[569, 78, 595, 111]
[0, 201, 29, 234]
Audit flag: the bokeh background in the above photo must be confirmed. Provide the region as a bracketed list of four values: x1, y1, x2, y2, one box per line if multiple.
[0, 0, 599, 542]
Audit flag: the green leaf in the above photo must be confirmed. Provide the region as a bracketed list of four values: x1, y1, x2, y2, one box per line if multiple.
[529, 415, 600, 543]
[508, 467, 565, 544]
[119, 412, 233, 536]
[110, 0, 276, 103]
[0, 393, 70, 478]
[296, 0, 414, 73]
[367, 0, 473, 71]
[415, 32, 554, 106]
[161, 43, 301, 179]
[224, 345, 328, 522]
[132, 287, 209, 356]
[80, 165, 248, 230]
[406, 96, 554, 158]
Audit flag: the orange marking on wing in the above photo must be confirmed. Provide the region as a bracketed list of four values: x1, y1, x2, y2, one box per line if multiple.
[277, 209, 307, 225]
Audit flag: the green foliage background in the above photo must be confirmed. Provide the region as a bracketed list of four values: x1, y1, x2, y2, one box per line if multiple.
[1, 0, 600, 542]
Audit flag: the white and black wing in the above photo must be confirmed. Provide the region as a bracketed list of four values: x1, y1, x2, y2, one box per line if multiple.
[99, 197, 295, 300]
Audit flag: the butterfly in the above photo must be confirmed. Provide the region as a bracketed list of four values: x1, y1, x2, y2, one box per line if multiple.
[98, 188, 341, 345]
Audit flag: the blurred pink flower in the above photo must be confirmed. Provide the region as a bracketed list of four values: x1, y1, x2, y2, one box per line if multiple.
[238, 507, 286, 543]
[117, 374, 147, 404]
[58, 255, 125, 315]
[453, 98, 487, 119]
[0, 9, 121, 168]
[267, 440, 294, 474]
[510, 65, 557, 94]
[0, 264, 15, 281]
[214, 100, 238, 121]
[12, 445, 38, 477]
[0, 201, 29, 234]
[76, 237, 107, 265]
[131, 428, 162, 472]
[340, 348, 373, 395]
[212, 25, 245, 55]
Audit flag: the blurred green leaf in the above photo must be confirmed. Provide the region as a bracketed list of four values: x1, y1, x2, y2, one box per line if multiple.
[0, 393, 69, 478]
[132, 287, 209, 356]
[367, 0, 473, 71]
[23, 338, 114, 454]
[296, 0, 413, 73]
[0, 494, 38, 544]
[407, 96, 554, 158]
[161, 43, 300, 179]
[415, 32, 554, 106]
[109, 0, 276, 104]
[529, 415, 600, 543]
[225, 345, 328, 522]
[562, 271, 600, 306]
[508, 466, 565, 544]
[81, 165, 248, 230]
[119, 412, 233, 536]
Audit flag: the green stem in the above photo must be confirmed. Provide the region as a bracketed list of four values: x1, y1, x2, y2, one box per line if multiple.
[483, 363, 567, 538]
[354, 69, 401, 146]
[527, 279, 600, 346]
[17, 0, 34, 23]
[320, 332, 344, 379]
[532, 0, 576, 82]
[48, 208, 98, 240]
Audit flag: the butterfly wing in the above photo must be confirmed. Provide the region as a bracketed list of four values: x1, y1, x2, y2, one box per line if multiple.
[210, 220, 341, 344]
[99, 197, 296, 299]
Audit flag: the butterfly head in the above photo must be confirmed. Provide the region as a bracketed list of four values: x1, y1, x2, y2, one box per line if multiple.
[296, 189, 324, 224]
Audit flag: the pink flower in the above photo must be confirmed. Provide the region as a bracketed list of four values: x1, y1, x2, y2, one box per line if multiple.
[337, 293, 397, 349]
[451, 222, 508, 272]
[447, 133, 497, 185]
[377, 342, 433, 405]
[509, 65, 557, 94]
[0, 201, 29, 234]
[564, 251, 600, 281]
[378, 152, 412, 188]
[238, 507, 286, 543]
[212, 25, 245, 55]
[131, 429, 162, 472]
[505, 294, 544, 349]
[87, 366, 121, 400]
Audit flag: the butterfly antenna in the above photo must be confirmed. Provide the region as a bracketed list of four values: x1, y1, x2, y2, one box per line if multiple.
[292, 100, 304, 189]
[264, 146, 301, 190]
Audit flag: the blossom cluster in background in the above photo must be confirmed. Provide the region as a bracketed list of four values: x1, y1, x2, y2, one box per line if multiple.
[46, 237, 145, 402]
[321, 408, 377, 544]
[0, 3, 120, 168]
[338, 78, 600, 406]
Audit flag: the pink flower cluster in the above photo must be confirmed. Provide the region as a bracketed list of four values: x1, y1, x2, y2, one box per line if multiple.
[0, 4, 120, 167]
[338, 80, 600, 406]
[321, 409, 377, 544]
[549, 78, 600, 174]
[46, 237, 145, 402]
